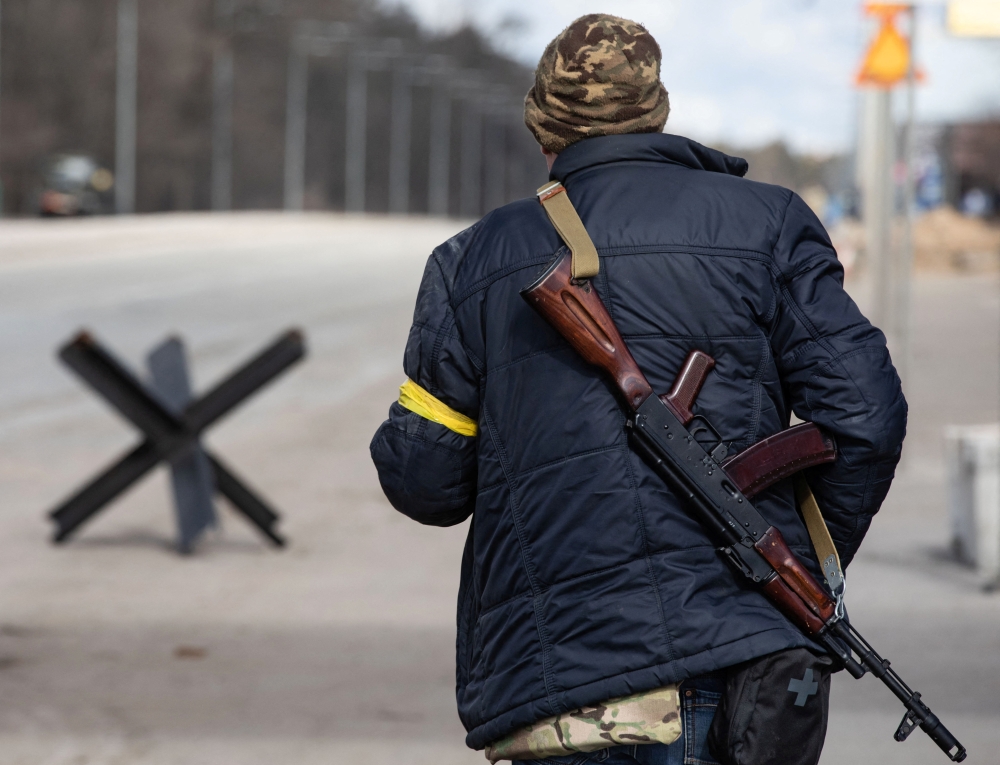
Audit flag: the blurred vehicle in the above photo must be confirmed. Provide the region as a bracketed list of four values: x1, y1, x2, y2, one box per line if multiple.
[39, 154, 115, 216]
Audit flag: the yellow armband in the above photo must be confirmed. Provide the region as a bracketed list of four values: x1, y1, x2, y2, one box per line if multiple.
[398, 379, 478, 437]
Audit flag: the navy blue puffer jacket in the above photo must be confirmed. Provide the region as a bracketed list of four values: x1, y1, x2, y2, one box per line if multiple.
[370, 133, 906, 750]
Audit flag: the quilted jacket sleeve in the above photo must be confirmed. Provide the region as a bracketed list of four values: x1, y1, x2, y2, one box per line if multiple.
[369, 234, 482, 527]
[769, 193, 907, 567]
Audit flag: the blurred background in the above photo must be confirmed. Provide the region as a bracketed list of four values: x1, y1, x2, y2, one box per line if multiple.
[0, 1, 998, 764]
[1, 0, 998, 225]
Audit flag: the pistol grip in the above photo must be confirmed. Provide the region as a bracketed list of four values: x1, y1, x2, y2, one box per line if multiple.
[660, 350, 715, 425]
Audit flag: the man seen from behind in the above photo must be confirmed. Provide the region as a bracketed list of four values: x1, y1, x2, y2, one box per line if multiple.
[371, 13, 906, 765]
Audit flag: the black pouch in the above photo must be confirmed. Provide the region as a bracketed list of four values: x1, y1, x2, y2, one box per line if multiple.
[706, 647, 833, 765]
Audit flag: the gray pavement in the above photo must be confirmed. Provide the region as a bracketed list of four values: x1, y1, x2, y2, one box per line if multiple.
[0, 213, 996, 764]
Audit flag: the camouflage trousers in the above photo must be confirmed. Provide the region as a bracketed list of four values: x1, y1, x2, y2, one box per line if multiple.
[512, 677, 722, 765]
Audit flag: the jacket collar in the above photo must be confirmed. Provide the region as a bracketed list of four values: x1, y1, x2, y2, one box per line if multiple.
[550, 133, 749, 182]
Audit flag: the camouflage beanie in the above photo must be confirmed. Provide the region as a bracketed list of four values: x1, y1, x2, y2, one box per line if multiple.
[524, 14, 670, 153]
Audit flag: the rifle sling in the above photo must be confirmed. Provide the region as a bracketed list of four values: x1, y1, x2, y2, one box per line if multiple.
[537, 182, 600, 280]
[796, 478, 844, 594]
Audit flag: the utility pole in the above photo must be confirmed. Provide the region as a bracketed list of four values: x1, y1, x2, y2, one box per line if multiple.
[398, 55, 448, 216]
[856, 4, 918, 354]
[459, 100, 482, 218]
[863, 88, 894, 333]
[344, 46, 402, 213]
[896, 6, 918, 393]
[0, 0, 4, 216]
[450, 71, 491, 220]
[115, 0, 139, 214]
[212, 0, 235, 211]
[389, 64, 413, 214]
[344, 52, 368, 213]
[481, 92, 515, 213]
[427, 84, 451, 216]
[283, 22, 351, 212]
[483, 119, 506, 212]
[283, 29, 309, 211]
[284, 24, 402, 213]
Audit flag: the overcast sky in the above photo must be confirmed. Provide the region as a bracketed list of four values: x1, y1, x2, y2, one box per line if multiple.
[382, 0, 1000, 154]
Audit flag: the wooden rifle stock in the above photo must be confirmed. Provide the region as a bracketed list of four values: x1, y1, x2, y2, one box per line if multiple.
[522, 250, 720, 423]
[522, 251, 654, 411]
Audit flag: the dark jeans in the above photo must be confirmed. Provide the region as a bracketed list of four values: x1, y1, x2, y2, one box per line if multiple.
[513, 677, 722, 765]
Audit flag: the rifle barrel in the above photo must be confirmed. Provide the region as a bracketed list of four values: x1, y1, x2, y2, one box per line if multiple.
[829, 621, 967, 762]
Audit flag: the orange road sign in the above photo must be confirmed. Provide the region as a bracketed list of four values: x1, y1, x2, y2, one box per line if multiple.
[856, 4, 915, 87]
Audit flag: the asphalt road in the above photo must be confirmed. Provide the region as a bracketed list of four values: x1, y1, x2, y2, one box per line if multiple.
[0, 213, 996, 765]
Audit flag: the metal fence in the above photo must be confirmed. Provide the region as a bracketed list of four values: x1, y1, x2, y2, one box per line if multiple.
[117, 13, 540, 217]
[0, 2, 544, 217]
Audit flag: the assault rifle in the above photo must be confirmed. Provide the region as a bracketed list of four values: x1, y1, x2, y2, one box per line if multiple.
[522, 249, 967, 762]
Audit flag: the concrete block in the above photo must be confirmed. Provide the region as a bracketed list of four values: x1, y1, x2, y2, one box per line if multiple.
[945, 423, 1000, 588]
